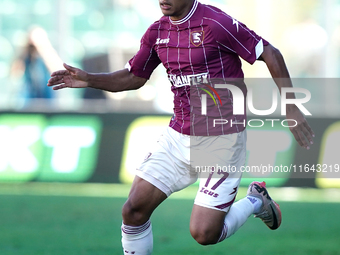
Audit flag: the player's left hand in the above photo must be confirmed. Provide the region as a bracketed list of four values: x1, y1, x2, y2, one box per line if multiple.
[286, 104, 315, 150]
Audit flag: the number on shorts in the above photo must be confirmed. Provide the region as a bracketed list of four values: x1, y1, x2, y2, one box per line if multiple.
[204, 168, 229, 190]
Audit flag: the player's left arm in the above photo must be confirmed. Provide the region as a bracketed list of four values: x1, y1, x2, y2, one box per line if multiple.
[258, 44, 315, 149]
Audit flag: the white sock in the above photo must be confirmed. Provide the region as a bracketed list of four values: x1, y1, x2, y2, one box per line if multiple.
[246, 195, 263, 214]
[121, 220, 153, 255]
[218, 197, 255, 242]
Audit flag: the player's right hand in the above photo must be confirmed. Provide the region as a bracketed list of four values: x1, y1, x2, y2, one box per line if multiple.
[47, 63, 89, 90]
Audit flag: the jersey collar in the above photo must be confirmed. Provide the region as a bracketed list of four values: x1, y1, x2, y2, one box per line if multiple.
[169, 0, 198, 25]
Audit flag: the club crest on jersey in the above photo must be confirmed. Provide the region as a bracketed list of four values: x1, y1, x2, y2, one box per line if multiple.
[190, 31, 205, 47]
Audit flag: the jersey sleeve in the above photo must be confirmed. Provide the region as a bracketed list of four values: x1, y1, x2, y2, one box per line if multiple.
[125, 26, 161, 80]
[214, 16, 269, 64]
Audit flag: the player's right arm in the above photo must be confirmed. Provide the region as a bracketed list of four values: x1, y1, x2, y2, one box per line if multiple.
[48, 22, 161, 93]
[47, 63, 147, 92]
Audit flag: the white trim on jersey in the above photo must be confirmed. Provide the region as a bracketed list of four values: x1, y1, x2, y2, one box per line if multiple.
[205, 5, 261, 43]
[255, 39, 264, 59]
[125, 62, 131, 71]
[203, 17, 252, 55]
[170, 0, 198, 25]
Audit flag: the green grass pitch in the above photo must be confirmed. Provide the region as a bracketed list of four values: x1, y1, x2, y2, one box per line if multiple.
[0, 184, 339, 255]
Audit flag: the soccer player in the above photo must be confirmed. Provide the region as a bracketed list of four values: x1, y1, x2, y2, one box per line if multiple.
[48, 0, 314, 254]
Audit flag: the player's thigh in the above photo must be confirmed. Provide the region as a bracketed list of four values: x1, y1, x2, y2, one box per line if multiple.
[189, 175, 241, 242]
[122, 176, 167, 226]
[190, 131, 246, 241]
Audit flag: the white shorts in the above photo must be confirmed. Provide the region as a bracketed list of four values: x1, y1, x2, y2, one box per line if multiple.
[136, 127, 247, 212]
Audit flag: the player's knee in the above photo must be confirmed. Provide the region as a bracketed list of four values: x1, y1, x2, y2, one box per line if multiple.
[121, 200, 147, 226]
[190, 227, 219, 246]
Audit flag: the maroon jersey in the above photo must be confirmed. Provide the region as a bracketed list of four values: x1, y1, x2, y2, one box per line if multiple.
[126, 0, 269, 136]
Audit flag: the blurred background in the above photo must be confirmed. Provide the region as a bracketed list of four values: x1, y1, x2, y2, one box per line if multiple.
[1, 1, 340, 254]
[0, 1, 340, 188]
[0, 0, 339, 112]
[0, 0, 339, 188]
